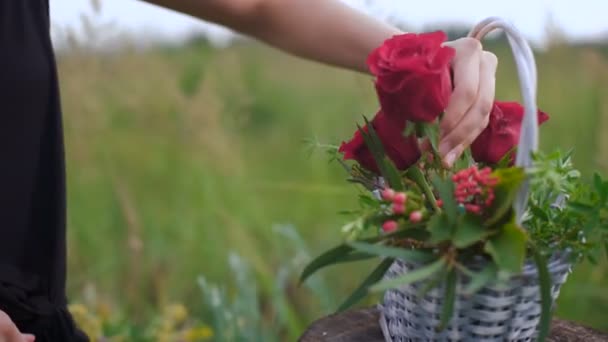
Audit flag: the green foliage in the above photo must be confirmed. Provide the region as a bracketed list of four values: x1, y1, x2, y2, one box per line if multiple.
[485, 168, 526, 226]
[484, 220, 527, 274]
[438, 269, 457, 331]
[453, 214, 487, 248]
[526, 151, 608, 261]
[431, 174, 457, 220]
[533, 249, 553, 342]
[338, 258, 394, 312]
[299, 244, 364, 284]
[371, 258, 446, 292]
[427, 213, 452, 244]
[348, 241, 436, 263]
[463, 263, 497, 295]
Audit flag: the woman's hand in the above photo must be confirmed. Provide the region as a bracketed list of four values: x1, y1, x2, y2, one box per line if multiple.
[439, 38, 498, 167]
[0, 311, 34, 342]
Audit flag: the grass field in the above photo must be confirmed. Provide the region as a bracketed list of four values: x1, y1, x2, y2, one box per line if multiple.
[56, 36, 608, 340]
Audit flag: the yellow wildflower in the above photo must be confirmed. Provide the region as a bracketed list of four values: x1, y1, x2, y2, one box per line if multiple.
[68, 303, 102, 342]
[183, 326, 214, 341]
[164, 303, 188, 325]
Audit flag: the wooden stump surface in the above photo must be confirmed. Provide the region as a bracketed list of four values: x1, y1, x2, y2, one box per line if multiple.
[299, 308, 608, 341]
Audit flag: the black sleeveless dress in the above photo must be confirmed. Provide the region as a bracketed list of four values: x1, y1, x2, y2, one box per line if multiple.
[0, 1, 88, 340]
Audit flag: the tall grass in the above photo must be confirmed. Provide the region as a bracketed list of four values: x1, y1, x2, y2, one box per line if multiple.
[57, 36, 608, 340]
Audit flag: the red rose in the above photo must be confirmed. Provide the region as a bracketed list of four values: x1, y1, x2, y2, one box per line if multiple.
[367, 31, 455, 123]
[339, 111, 421, 173]
[471, 101, 549, 165]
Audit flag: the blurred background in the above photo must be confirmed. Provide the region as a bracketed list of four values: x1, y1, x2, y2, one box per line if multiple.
[51, 0, 607, 341]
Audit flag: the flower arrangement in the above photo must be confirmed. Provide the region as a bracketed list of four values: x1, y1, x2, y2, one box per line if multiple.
[300, 28, 608, 341]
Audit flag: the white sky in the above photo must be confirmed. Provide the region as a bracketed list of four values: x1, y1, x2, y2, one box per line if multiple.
[50, 0, 608, 46]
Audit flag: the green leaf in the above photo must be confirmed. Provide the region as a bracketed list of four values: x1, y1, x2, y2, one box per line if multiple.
[388, 227, 431, 241]
[358, 194, 378, 207]
[421, 122, 440, 151]
[431, 175, 457, 221]
[334, 252, 377, 264]
[453, 214, 488, 248]
[593, 172, 608, 203]
[360, 118, 405, 192]
[594, 172, 603, 192]
[416, 274, 443, 298]
[463, 263, 497, 295]
[496, 147, 517, 168]
[405, 167, 440, 211]
[484, 221, 527, 274]
[349, 242, 436, 264]
[568, 201, 595, 214]
[403, 121, 416, 137]
[300, 245, 354, 284]
[301, 227, 430, 284]
[604, 240, 608, 259]
[341, 217, 365, 240]
[427, 213, 452, 244]
[583, 212, 600, 234]
[438, 269, 457, 331]
[337, 258, 394, 312]
[529, 204, 549, 221]
[533, 249, 553, 342]
[371, 258, 447, 292]
[485, 168, 526, 227]
[455, 149, 473, 170]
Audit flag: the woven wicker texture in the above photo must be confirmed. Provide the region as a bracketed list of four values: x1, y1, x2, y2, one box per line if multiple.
[379, 256, 570, 341]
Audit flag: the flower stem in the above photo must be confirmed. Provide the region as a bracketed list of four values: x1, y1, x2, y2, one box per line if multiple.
[407, 167, 441, 212]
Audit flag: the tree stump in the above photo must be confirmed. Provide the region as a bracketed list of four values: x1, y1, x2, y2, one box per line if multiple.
[299, 308, 608, 341]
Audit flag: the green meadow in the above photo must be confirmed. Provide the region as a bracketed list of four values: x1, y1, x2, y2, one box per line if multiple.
[57, 35, 608, 340]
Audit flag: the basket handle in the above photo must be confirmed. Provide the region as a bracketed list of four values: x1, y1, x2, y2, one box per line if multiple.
[467, 17, 538, 224]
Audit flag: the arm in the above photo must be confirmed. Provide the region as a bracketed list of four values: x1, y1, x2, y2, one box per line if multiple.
[143, 0, 496, 166]
[143, 0, 399, 72]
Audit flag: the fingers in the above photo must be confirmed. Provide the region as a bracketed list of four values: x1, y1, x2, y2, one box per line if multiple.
[0, 311, 34, 342]
[22, 335, 35, 342]
[440, 51, 498, 167]
[0, 311, 22, 342]
[440, 38, 482, 139]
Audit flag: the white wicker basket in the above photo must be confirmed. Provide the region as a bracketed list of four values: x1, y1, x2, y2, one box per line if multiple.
[378, 17, 572, 341]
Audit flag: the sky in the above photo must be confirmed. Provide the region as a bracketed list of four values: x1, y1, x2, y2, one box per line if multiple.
[50, 0, 608, 47]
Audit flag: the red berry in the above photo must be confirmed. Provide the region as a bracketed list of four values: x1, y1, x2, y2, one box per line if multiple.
[436, 199, 443, 208]
[381, 188, 395, 201]
[392, 203, 406, 215]
[456, 196, 467, 203]
[465, 204, 482, 214]
[485, 193, 496, 206]
[472, 168, 480, 179]
[463, 180, 477, 188]
[382, 220, 398, 233]
[393, 192, 407, 205]
[409, 211, 423, 223]
[455, 189, 469, 198]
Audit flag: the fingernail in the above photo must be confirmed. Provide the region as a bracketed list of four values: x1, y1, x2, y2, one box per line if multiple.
[444, 150, 458, 167]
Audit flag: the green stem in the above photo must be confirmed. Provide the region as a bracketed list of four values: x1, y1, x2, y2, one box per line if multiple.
[407, 167, 441, 212]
